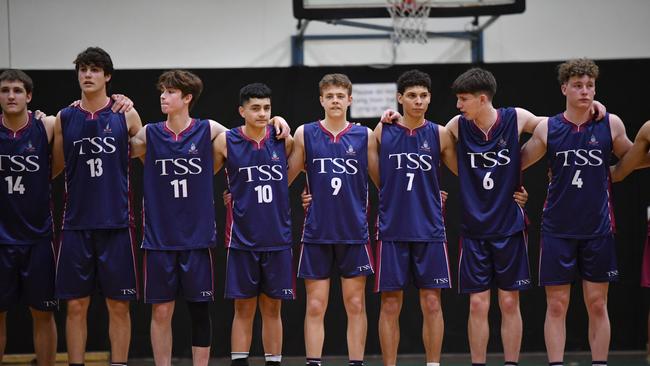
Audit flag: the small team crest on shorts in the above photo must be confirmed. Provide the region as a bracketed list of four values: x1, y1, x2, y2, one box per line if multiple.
[271, 150, 280, 161]
[346, 144, 356, 156]
[24, 140, 36, 152]
[588, 134, 599, 146]
[420, 140, 431, 152]
[188, 142, 199, 154]
[103, 122, 112, 134]
[497, 137, 508, 148]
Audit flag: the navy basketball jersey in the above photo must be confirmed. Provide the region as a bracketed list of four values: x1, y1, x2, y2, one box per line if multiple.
[543, 113, 614, 238]
[225, 126, 292, 251]
[60, 101, 130, 229]
[457, 108, 525, 238]
[0, 114, 52, 244]
[378, 121, 446, 241]
[302, 121, 369, 244]
[142, 119, 216, 250]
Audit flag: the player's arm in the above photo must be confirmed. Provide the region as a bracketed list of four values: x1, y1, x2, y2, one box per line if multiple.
[130, 125, 148, 159]
[209, 119, 228, 141]
[439, 125, 458, 176]
[287, 125, 306, 185]
[41, 115, 56, 144]
[284, 134, 295, 157]
[51, 112, 65, 178]
[367, 128, 380, 188]
[609, 116, 647, 182]
[213, 131, 228, 173]
[270, 115, 291, 139]
[445, 115, 460, 142]
[520, 118, 549, 170]
[125, 108, 143, 140]
[515, 108, 545, 135]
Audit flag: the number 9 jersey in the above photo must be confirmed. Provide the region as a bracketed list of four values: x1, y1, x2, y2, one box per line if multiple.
[302, 121, 369, 244]
[142, 119, 216, 250]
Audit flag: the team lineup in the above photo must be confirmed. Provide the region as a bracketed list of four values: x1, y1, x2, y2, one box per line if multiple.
[2, 46, 650, 366]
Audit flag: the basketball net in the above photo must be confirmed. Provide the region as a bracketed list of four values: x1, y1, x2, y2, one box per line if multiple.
[386, 0, 432, 44]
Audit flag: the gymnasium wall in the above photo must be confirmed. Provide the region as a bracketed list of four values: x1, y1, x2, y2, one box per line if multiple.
[4, 59, 650, 357]
[1, 0, 650, 68]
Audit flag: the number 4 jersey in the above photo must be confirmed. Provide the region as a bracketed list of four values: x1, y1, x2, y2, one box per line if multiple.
[142, 119, 216, 250]
[302, 121, 369, 244]
[542, 113, 614, 238]
[61, 101, 131, 229]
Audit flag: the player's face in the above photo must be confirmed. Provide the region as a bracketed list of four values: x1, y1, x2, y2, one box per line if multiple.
[455, 92, 482, 120]
[0, 80, 31, 116]
[398, 86, 430, 119]
[562, 75, 595, 109]
[77, 64, 110, 94]
[160, 87, 191, 115]
[320, 86, 351, 119]
[239, 98, 271, 129]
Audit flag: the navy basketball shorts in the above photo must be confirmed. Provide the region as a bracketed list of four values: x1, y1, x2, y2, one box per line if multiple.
[374, 240, 451, 292]
[144, 248, 215, 303]
[297, 243, 374, 279]
[224, 247, 295, 300]
[0, 238, 58, 312]
[458, 231, 532, 293]
[56, 228, 138, 300]
[539, 233, 618, 285]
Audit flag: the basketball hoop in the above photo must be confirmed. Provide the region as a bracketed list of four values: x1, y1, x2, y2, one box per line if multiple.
[386, 0, 432, 44]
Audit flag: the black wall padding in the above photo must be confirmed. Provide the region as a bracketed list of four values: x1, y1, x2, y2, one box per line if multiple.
[5, 59, 650, 357]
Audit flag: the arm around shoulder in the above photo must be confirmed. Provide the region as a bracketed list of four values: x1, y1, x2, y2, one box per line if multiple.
[439, 125, 458, 176]
[51, 112, 65, 178]
[209, 119, 228, 141]
[213, 131, 227, 173]
[287, 125, 306, 185]
[367, 128, 380, 187]
[520, 118, 548, 170]
[130, 125, 148, 159]
[125, 108, 143, 137]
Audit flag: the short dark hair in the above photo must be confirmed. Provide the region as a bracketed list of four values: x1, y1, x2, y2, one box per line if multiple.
[319, 73, 352, 95]
[396, 69, 431, 94]
[239, 83, 272, 106]
[557, 58, 599, 85]
[74, 47, 114, 77]
[0, 69, 33, 94]
[451, 67, 497, 100]
[157, 70, 204, 111]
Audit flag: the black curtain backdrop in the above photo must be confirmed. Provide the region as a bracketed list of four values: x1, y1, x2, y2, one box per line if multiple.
[4, 59, 650, 358]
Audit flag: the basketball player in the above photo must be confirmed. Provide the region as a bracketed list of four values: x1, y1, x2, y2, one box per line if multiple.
[286, 73, 379, 366]
[51, 47, 143, 366]
[372, 70, 456, 366]
[521, 58, 633, 366]
[212, 83, 293, 366]
[0, 69, 57, 365]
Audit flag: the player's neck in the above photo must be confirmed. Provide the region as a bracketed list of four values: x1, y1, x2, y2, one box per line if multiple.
[473, 106, 498, 131]
[242, 124, 267, 142]
[1, 110, 29, 131]
[166, 111, 192, 134]
[321, 117, 349, 134]
[401, 114, 425, 129]
[80, 91, 110, 113]
[563, 106, 592, 125]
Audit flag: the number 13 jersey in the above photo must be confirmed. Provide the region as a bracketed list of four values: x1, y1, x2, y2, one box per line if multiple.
[302, 121, 369, 244]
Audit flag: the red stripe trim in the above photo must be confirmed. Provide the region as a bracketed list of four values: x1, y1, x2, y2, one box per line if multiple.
[373, 240, 382, 293]
[318, 120, 353, 143]
[395, 119, 428, 136]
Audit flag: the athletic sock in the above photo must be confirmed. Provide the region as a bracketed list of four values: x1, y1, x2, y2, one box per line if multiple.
[349, 360, 364, 366]
[111, 363, 128, 366]
[266, 353, 282, 366]
[232, 353, 250, 366]
[592, 361, 607, 366]
[472, 363, 486, 366]
[306, 357, 322, 366]
[426, 363, 440, 366]
[549, 362, 563, 366]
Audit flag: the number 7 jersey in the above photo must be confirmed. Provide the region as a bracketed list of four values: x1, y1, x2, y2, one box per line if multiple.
[142, 119, 216, 250]
[302, 121, 369, 244]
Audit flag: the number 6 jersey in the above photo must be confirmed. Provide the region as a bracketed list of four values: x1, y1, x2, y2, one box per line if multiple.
[142, 119, 216, 250]
[542, 113, 614, 238]
[61, 101, 130, 229]
[302, 121, 369, 244]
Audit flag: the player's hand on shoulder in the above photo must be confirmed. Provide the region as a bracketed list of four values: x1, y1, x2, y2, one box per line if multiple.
[111, 94, 134, 113]
[270, 116, 291, 139]
[380, 109, 401, 124]
[591, 100, 607, 121]
[513, 186, 528, 208]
